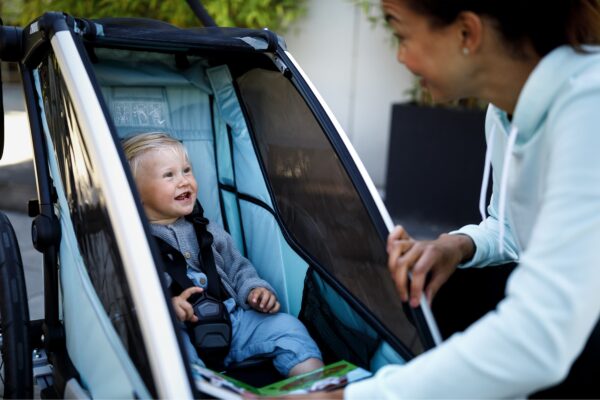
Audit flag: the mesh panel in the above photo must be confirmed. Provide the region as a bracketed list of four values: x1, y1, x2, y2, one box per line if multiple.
[236, 68, 424, 357]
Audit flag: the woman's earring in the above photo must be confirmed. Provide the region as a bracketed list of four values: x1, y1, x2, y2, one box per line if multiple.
[462, 47, 470, 56]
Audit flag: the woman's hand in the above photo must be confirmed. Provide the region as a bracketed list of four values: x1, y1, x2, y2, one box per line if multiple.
[248, 287, 281, 314]
[172, 286, 204, 322]
[387, 226, 474, 307]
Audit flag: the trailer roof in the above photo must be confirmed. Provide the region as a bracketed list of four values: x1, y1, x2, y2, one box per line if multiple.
[91, 17, 283, 52]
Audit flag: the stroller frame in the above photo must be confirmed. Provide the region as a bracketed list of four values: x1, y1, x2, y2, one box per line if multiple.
[0, 12, 440, 398]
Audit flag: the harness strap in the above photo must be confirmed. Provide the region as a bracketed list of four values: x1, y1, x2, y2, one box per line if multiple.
[187, 205, 222, 300]
[154, 202, 225, 302]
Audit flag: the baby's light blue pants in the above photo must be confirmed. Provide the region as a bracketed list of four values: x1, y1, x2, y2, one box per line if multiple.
[183, 298, 322, 376]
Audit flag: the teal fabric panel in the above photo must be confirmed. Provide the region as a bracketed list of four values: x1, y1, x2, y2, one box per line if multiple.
[34, 71, 150, 399]
[165, 86, 212, 138]
[182, 62, 213, 94]
[213, 100, 235, 186]
[370, 341, 406, 372]
[93, 57, 212, 93]
[101, 83, 214, 139]
[102, 86, 172, 136]
[315, 273, 378, 339]
[59, 224, 150, 399]
[278, 230, 309, 317]
[208, 64, 308, 315]
[212, 81, 241, 255]
[164, 86, 221, 225]
[206, 65, 272, 207]
[221, 190, 244, 254]
[239, 201, 309, 316]
[240, 201, 290, 313]
[94, 60, 223, 226]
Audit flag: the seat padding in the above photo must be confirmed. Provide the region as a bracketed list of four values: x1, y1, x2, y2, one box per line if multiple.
[95, 60, 223, 226]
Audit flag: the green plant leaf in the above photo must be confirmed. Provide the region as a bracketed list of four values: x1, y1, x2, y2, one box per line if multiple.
[2, 0, 307, 33]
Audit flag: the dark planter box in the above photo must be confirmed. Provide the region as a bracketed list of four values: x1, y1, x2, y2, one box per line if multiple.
[385, 103, 488, 238]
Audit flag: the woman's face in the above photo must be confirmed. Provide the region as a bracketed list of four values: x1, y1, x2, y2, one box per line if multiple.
[382, 0, 471, 102]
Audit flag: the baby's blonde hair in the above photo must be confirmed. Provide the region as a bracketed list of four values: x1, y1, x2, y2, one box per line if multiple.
[122, 132, 189, 178]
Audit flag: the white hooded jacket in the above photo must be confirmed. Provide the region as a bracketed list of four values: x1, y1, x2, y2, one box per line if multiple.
[347, 45, 600, 398]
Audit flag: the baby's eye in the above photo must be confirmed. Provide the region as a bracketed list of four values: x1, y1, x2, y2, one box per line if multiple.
[163, 171, 173, 178]
[183, 167, 192, 174]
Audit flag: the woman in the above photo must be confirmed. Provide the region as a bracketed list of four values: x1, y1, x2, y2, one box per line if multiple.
[323, 0, 600, 398]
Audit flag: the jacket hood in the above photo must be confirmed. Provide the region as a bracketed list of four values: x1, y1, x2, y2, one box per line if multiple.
[480, 45, 600, 254]
[511, 45, 600, 145]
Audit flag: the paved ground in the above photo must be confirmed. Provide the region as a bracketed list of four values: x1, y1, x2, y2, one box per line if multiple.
[1, 81, 37, 216]
[0, 160, 37, 214]
[2, 210, 44, 320]
[1, 82, 43, 319]
[1, 81, 45, 396]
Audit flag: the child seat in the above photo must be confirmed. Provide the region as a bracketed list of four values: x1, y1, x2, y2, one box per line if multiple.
[94, 49, 308, 317]
[0, 15, 440, 398]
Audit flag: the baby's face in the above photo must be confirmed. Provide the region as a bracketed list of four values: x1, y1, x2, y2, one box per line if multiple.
[134, 146, 198, 224]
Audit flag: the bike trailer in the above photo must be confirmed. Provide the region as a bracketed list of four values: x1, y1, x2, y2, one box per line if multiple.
[0, 12, 440, 398]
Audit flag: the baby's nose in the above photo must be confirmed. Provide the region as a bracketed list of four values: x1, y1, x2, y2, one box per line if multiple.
[177, 175, 191, 185]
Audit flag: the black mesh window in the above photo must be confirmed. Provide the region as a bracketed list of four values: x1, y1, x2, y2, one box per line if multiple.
[237, 68, 424, 356]
[38, 54, 154, 393]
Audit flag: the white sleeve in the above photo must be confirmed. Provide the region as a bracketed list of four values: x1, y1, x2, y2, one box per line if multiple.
[450, 189, 520, 268]
[451, 105, 520, 268]
[346, 89, 600, 399]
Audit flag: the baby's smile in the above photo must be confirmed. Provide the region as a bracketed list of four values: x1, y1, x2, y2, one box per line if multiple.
[175, 191, 192, 201]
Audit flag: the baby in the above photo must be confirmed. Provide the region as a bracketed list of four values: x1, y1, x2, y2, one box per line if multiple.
[122, 132, 323, 377]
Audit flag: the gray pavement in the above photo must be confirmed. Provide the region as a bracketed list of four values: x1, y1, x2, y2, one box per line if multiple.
[2, 211, 44, 321]
[0, 160, 37, 214]
[1, 78, 45, 397]
[1, 81, 43, 320]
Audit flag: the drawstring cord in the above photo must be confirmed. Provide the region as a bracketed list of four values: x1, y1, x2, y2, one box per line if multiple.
[497, 125, 519, 254]
[478, 115, 518, 256]
[479, 125, 496, 221]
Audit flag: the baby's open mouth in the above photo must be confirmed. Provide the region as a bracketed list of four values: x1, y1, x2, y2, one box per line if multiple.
[175, 192, 191, 201]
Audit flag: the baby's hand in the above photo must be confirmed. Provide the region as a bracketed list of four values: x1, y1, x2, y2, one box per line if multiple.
[248, 287, 280, 314]
[172, 286, 204, 322]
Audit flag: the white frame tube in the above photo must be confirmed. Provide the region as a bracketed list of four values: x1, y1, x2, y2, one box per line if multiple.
[51, 31, 192, 398]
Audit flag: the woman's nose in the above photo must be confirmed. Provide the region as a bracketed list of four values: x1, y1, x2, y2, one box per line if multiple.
[396, 47, 405, 64]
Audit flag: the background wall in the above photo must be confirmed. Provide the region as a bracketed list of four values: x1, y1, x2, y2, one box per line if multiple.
[284, 0, 414, 193]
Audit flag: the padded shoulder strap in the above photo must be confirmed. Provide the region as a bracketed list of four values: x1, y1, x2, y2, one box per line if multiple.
[185, 203, 222, 300]
[152, 203, 224, 301]
[154, 238, 196, 294]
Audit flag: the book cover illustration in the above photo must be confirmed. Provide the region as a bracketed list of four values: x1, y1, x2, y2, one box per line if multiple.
[193, 360, 372, 398]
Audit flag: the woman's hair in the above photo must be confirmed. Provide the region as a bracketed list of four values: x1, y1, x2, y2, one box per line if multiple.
[400, 0, 600, 57]
[121, 132, 188, 177]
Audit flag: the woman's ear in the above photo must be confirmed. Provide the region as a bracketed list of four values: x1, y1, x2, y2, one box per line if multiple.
[456, 11, 483, 55]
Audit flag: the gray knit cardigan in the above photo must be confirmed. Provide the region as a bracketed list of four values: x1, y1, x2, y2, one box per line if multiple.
[151, 219, 275, 309]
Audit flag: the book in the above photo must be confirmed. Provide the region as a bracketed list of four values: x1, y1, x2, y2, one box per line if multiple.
[193, 360, 372, 398]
